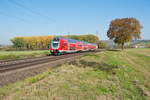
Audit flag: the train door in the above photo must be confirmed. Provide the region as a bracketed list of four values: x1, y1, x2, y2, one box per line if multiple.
[62, 42, 68, 51]
[77, 42, 82, 51]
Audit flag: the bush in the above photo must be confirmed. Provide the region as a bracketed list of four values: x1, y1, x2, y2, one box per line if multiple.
[146, 44, 150, 48]
[1, 46, 16, 51]
[98, 41, 107, 49]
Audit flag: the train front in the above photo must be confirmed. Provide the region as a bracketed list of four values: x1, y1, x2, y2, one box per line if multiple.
[50, 37, 61, 55]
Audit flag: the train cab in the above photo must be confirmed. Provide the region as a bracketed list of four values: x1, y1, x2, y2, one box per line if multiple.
[50, 36, 69, 55]
[50, 37, 61, 55]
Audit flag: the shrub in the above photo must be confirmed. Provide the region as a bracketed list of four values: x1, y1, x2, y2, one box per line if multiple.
[98, 41, 107, 49]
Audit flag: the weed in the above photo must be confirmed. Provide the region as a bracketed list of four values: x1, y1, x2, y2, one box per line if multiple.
[83, 53, 99, 58]
[69, 59, 119, 74]
[27, 72, 47, 84]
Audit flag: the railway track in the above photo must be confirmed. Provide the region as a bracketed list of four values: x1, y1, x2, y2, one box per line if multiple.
[0, 56, 48, 65]
[0, 51, 100, 73]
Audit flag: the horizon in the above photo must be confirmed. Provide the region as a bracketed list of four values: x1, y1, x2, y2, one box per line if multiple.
[0, 0, 150, 45]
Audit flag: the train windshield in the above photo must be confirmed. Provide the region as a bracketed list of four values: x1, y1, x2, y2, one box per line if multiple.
[53, 43, 59, 47]
[52, 37, 60, 48]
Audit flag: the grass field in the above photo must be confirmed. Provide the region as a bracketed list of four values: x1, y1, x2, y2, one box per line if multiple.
[0, 50, 49, 60]
[0, 48, 150, 100]
[126, 48, 150, 57]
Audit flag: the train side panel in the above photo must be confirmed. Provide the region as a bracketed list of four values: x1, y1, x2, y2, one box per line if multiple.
[76, 42, 83, 51]
[61, 38, 68, 51]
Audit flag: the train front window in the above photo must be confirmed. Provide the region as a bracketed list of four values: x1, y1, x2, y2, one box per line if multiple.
[53, 37, 59, 41]
[53, 43, 59, 47]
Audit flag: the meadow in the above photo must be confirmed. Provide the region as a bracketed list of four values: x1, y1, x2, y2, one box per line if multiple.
[0, 48, 150, 100]
[0, 50, 49, 60]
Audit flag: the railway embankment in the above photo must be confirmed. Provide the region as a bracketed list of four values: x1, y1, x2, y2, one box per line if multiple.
[0, 51, 100, 87]
[0, 49, 150, 100]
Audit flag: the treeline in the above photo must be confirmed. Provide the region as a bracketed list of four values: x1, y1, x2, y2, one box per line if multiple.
[11, 36, 53, 50]
[11, 34, 99, 50]
[66, 34, 99, 43]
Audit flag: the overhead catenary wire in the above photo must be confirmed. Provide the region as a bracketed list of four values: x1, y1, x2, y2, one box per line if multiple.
[0, 11, 26, 22]
[7, 0, 55, 22]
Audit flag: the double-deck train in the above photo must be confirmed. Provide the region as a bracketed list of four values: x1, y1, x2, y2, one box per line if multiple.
[50, 36, 98, 55]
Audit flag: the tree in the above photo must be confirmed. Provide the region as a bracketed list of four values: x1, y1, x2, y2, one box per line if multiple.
[11, 37, 25, 50]
[107, 18, 143, 50]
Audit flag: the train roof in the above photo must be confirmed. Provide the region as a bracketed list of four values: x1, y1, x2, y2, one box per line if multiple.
[53, 36, 97, 45]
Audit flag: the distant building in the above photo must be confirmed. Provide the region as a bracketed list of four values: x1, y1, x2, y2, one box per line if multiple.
[125, 42, 130, 46]
[134, 45, 145, 48]
[0, 45, 3, 50]
[0, 47, 3, 50]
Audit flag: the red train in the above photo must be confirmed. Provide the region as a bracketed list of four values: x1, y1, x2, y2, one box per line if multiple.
[50, 36, 98, 55]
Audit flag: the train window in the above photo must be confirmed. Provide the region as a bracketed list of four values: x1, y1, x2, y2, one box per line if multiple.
[62, 42, 67, 46]
[53, 37, 59, 41]
[68, 39, 76, 43]
[68, 39, 71, 43]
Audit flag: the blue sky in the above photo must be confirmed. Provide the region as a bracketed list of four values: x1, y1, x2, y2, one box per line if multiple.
[0, 0, 150, 45]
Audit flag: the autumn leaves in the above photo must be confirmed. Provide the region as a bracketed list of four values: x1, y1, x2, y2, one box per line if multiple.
[107, 18, 143, 50]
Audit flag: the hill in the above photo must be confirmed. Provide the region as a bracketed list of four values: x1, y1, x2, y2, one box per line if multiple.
[101, 40, 150, 47]
[130, 40, 150, 46]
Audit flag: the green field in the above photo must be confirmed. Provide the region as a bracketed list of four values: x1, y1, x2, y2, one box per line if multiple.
[0, 50, 49, 60]
[0, 48, 150, 100]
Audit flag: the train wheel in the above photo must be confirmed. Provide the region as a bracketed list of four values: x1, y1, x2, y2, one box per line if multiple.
[47, 54, 51, 56]
[51, 53, 54, 56]
[54, 53, 58, 56]
[58, 53, 61, 56]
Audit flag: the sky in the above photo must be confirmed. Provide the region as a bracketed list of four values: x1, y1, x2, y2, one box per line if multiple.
[0, 0, 150, 45]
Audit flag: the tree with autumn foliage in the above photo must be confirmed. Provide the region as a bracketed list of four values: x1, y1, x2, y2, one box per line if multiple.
[107, 18, 143, 50]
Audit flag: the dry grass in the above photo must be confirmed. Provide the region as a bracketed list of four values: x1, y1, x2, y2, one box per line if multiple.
[126, 48, 150, 57]
[0, 48, 150, 100]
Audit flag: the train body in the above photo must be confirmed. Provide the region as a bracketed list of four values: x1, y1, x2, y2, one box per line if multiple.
[50, 36, 98, 55]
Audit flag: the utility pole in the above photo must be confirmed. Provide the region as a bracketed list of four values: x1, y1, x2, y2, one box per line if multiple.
[96, 30, 99, 40]
[67, 32, 70, 36]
